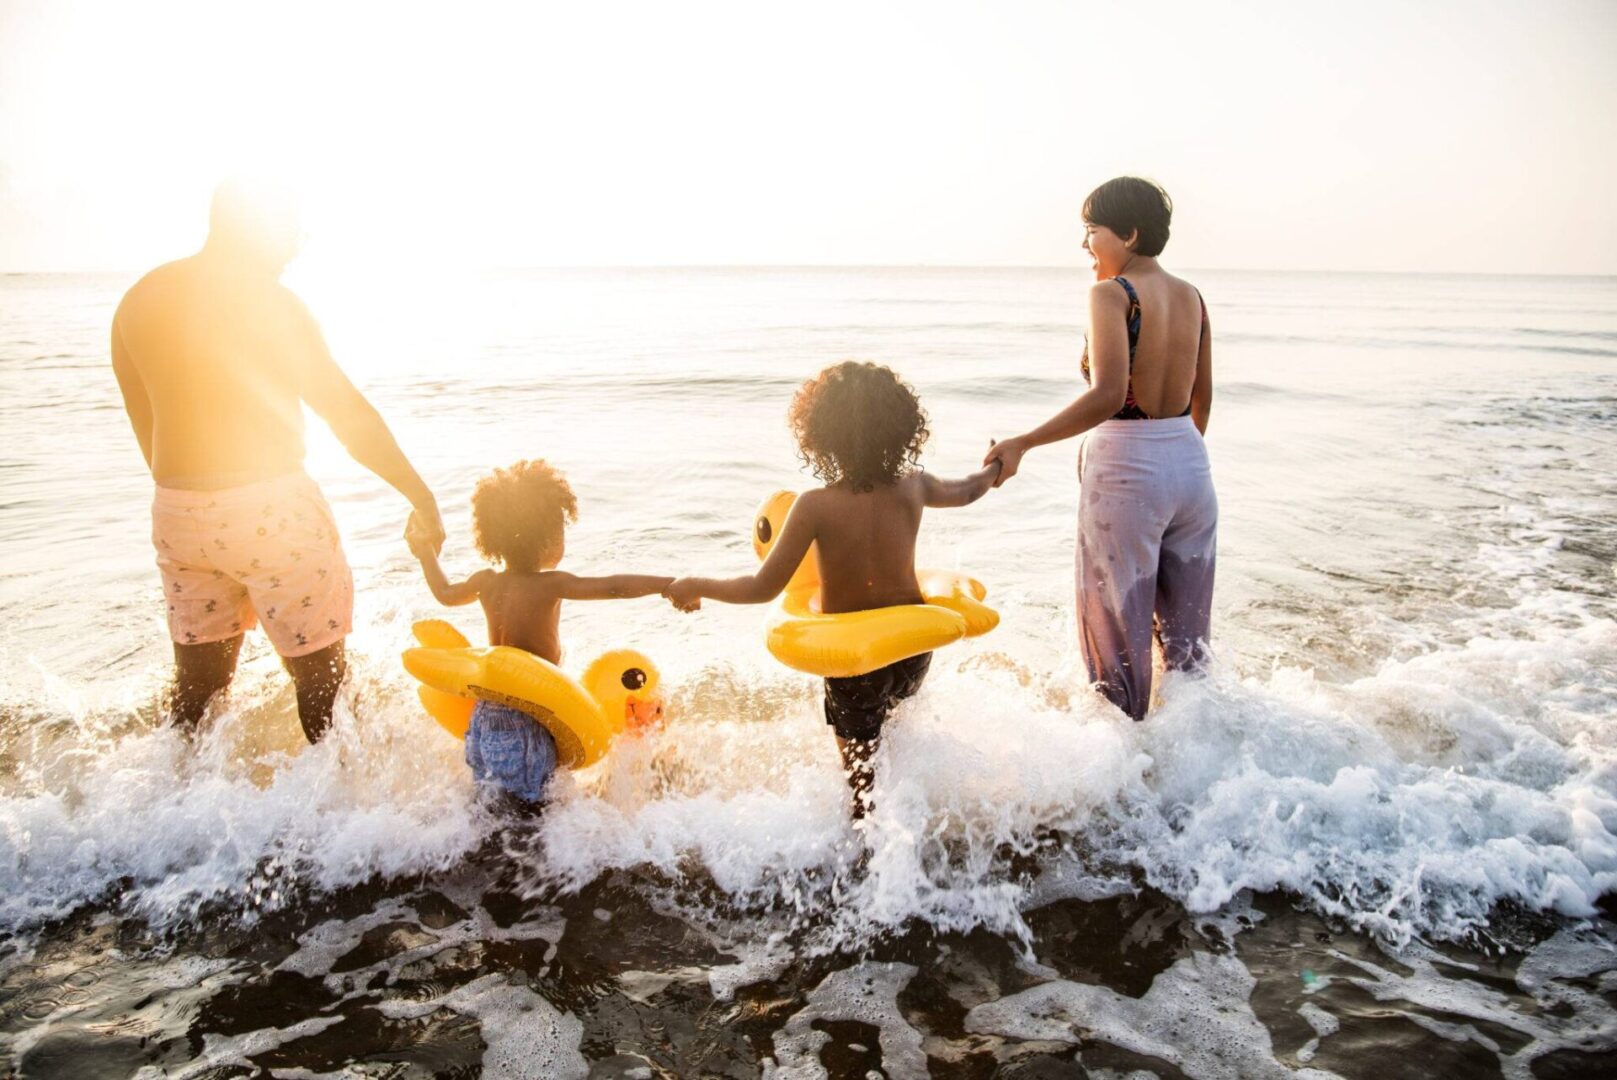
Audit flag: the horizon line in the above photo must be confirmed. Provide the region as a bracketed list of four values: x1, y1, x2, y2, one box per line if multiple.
[4, 263, 1616, 280]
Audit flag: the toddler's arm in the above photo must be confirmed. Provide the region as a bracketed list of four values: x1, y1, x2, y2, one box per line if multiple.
[546, 573, 674, 601]
[920, 461, 1002, 508]
[666, 494, 818, 610]
[407, 524, 489, 606]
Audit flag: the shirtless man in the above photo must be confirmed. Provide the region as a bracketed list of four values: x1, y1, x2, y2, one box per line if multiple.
[111, 180, 445, 742]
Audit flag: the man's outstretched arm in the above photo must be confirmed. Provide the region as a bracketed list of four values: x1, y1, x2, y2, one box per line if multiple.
[290, 295, 444, 549]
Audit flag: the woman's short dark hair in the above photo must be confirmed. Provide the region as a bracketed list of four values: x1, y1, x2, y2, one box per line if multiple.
[789, 361, 930, 491]
[1083, 177, 1173, 257]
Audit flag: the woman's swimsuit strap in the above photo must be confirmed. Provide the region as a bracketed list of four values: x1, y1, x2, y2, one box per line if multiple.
[1082, 276, 1196, 421]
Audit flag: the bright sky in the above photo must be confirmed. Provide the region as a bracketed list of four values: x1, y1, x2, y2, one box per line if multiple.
[2, 0, 1614, 274]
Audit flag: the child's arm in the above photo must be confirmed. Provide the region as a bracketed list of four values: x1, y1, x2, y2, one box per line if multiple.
[920, 460, 1002, 508]
[666, 494, 819, 610]
[545, 573, 674, 600]
[407, 526, 490, 606]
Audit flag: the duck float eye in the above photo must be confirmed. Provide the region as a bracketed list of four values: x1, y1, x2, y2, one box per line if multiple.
[755, 517, 772, 544]
[621, 667, 647, 691]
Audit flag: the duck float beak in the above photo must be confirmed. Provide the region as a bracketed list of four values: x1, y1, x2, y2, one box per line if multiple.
[626, 696, 665, 731]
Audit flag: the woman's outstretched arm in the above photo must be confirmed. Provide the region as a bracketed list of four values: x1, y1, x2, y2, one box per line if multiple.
[984, 282, 1131, 485]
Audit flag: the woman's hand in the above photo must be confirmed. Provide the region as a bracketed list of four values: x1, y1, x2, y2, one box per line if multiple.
[984, 436, 1029, 487]
[664, 577, 703, 612]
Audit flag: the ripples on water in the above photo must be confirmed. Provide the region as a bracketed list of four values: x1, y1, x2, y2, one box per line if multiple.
[1, 268, 1615, 1076]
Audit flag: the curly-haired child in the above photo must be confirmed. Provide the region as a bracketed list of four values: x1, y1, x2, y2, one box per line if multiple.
[407, 459, 673, 806]
[665, 362, 1000, 816]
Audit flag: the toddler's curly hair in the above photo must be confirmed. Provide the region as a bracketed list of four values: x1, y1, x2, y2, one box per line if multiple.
[471, 459, 577, 571]
[788, 361, 930, 491]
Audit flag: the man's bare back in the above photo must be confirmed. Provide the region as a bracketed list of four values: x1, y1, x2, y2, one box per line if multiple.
[113, 233, 441, 535]
[113, 254, 326, 488]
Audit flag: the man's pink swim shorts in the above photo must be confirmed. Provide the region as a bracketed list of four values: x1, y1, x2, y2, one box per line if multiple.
[151, 471, 354, 657]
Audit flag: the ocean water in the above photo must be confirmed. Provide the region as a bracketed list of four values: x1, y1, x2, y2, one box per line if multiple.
[1, 265, 1615, 1077]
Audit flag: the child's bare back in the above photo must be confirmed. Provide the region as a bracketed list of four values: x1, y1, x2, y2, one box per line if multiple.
[468, 570, 564, 661]
[791, 477, 926, 613]
[466, 566, 671, 663]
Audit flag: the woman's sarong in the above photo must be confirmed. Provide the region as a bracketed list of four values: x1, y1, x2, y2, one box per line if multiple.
[1076, 415, 1218, 720]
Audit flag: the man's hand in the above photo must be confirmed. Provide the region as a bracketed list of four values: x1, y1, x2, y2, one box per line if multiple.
[405, 507, 443, 559]
[664, 578, 703, 612]
[407, 502, 445, 556]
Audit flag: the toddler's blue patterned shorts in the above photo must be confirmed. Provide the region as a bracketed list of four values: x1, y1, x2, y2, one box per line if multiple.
[464, 700, 557, 804]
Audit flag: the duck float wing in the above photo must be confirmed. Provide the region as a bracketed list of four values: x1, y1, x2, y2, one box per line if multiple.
[915, 569, 1000, 637]
[410, 620, 475, 737]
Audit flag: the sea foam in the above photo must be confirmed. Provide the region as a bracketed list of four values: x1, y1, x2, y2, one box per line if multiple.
[3, 585, 1614, 958]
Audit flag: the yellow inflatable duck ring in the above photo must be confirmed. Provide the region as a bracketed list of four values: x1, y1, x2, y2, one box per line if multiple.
[402, 620, 662, 769]
[754, 491, 998, 678]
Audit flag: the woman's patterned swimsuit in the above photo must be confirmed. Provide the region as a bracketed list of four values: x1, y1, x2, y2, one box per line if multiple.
[1080, 276, 1204, 421]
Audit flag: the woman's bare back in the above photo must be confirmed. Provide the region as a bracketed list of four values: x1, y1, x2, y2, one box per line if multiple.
[1112, 268, 1206, 420]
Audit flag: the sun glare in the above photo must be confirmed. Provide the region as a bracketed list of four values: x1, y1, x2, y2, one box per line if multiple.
[4, 1, 1615, 275]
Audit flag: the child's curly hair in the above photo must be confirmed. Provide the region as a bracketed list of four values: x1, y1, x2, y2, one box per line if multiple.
[471, 459, 577, 571]
[788, 361, 930, 491]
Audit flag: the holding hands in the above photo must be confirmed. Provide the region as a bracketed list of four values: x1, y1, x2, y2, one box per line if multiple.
[405, 510, 441, 559]
[664, 577, 703, 612]
[983, 437, 1026, 487]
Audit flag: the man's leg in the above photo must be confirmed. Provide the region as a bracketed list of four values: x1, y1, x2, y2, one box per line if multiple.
[171, 635, 244, 732]
[283, 639, 346, 744]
